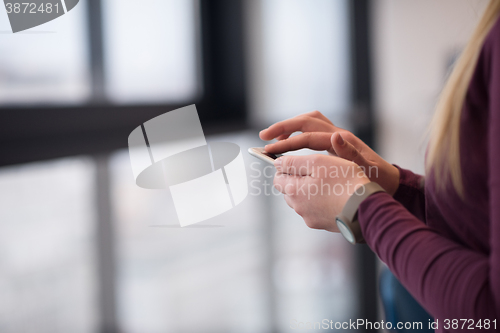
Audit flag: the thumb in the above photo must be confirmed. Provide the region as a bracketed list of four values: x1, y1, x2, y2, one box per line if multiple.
[274, 155, 312, 176]
[331, 132, 369, 168]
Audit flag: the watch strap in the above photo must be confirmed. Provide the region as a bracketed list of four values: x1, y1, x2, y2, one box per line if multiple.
[337, 182, 385, 244]
[342, 182, 385, 222]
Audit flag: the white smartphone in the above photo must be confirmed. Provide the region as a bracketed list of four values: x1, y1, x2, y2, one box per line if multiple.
[248, 147, 282, 165]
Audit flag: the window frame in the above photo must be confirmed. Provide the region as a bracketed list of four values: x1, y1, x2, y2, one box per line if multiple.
[0, 0, 248, 167]
[0, 1, 380, 332]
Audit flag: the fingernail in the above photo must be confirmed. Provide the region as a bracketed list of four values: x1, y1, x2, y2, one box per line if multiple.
[337, 133, 345, 145]
[274, 157, 282, 169]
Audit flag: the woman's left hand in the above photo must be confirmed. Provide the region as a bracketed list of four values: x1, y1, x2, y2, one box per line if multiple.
[273, 154, 370, 233]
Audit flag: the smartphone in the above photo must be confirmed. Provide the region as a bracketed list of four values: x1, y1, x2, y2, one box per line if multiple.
[248, 147, 282, 165]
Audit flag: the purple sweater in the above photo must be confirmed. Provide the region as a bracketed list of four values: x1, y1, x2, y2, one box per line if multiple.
[358, 16, 500, 332]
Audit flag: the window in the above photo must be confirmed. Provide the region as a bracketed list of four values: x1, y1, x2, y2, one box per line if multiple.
[110, 134, 269, 332]
[0, 0, 90, 105]
[246, 2, 357, 329]
[110, 132, 357, 332]
[0, 158, 97, 332]
[0, 1, 375, 331]
[102, 0, 200, 104]
[248, 0, 351, 127]
[0, 0, 200, 106]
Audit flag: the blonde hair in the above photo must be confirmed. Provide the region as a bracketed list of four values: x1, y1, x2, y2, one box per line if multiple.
[426, 0, 500, 197]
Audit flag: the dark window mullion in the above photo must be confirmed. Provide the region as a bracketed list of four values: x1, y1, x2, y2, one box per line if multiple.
[349, 0, 379, 331]
[87, 0, 106, 103]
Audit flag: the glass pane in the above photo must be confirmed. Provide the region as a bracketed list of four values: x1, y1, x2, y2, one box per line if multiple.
[0, 1, 90, 105]
[102, 0, 199, 104]
[271, 193, 357, 332]
[0, 157, 97, 333]
[249, 0, 351, 127]
[111, 132, 357, 332]
[111, 133, 268, 333]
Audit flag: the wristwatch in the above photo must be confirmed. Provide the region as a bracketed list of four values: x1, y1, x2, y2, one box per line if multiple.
[336, 182, 385, 244]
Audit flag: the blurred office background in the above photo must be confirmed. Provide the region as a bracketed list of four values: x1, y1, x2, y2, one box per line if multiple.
[0, 0, 488, 332]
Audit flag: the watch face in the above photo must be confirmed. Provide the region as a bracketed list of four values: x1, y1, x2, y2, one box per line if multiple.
[336, 218, 355, 244]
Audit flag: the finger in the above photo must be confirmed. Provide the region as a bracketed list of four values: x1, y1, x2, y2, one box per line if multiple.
[273, 172, 287, 194]
[331, 132, 369, 168]
[284, 194, 295, 210]
[265, 132, 334, 154]
[274, 155, 313, 176]
[259, 116, 337, 141]
[304, 110, 334, 125]
[273, 173, 299, 195]
[276, 133, 291, 141]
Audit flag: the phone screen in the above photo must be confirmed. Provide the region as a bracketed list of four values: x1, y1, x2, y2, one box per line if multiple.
[262, 151, 279, 160]
[248, 147, 282, 164]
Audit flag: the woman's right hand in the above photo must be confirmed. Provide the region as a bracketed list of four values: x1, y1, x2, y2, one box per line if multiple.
[259, 111, 400, 195]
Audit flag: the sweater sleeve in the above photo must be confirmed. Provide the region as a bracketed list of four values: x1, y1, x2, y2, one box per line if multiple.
[392, 165, 426, 223]
[358, 193, 496, 323]
[357, 24, 500, 325]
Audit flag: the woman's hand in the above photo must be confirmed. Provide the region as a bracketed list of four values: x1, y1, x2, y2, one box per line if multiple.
[272, 154, 370, 233]
[259, 111, 400, 195]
